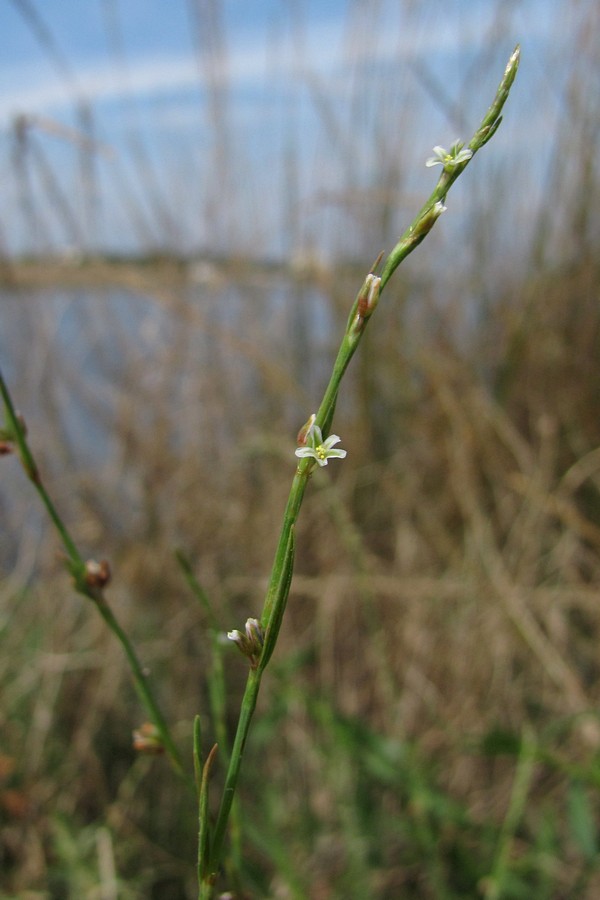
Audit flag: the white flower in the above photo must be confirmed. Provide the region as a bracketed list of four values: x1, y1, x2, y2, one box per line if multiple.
[295, 423, 347, 467]
[426, 140, 473, 169]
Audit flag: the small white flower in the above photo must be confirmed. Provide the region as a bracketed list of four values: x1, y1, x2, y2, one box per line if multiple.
[426, 140, 473, 169]
[295, 423, 347, 467]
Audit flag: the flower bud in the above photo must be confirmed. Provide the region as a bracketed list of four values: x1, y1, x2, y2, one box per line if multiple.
[133, 722, 165, 755]
[349, 273, 382, 336]
[411, 201, 447, 239]
[296, 413, 316, 447]
[84, 558, 111, 589]
[227, 617, 264, 668]
[356, 273, 381, 320]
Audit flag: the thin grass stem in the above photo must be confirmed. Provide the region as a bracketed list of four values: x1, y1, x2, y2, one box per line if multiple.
[0, 366, 191, 787]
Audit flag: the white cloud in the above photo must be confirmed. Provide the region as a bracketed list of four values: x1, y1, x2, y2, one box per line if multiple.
[0, 57, 193, 127]
[0, 1, 556, 140]
[0, 8, 529, 128]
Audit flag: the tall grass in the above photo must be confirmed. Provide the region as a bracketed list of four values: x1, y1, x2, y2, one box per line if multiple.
[4, 253, 600, 896]
[5, 245, 600, 898]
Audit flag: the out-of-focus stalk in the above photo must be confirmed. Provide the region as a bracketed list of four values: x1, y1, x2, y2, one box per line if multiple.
[0, 367, 190, 786]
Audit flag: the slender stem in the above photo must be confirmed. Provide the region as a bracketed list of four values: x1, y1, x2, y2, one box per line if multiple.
[485, 728, 536, 899]
[208, 467, 308, 876]
[208, 668, 262, 876]
[0, 371, 82, 565]
[0, 367, 191, 787]
[260, 465, 308, 629]
[95, 599, 189, 781]
[315, 334, 358, 431]
[203, 45, 522, 888]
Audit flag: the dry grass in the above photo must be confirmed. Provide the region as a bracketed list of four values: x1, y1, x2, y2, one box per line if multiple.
[2, 247, 600, 897]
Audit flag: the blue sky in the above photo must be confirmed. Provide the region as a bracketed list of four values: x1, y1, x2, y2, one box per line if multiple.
[0, 0, 594, 262]
[0, 1, 540, 124]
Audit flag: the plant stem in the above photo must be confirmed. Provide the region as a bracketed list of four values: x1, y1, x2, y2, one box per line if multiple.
[208, 668, 262, 879]
[208, 467, 308, 876]
[203, 44, 521, 888]
[95, 599, 189, 781]
[0, 367, 190, 787]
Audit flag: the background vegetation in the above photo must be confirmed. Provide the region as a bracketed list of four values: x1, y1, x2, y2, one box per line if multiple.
[1, 1, 600, 897]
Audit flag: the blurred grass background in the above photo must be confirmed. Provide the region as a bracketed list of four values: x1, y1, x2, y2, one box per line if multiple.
[1, 1, 600, 897]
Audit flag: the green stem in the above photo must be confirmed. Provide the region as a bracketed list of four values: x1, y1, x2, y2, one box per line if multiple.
[484, 728, 536, 899]
[0, 370, 82, 565]
[205, 330, 368, 883]
[207, 330, 361, 881]
[208, 467, 308, 877]
[204, 44, 522, 885]
[315, 334, 359, 432]
[260, 466, 308, 630]
[95, 599, 189, 781]
[0, 367, 190, 788]
[208, 667, 262, 879]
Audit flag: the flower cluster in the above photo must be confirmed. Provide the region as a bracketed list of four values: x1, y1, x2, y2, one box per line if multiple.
[295, 417, 347, 467]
